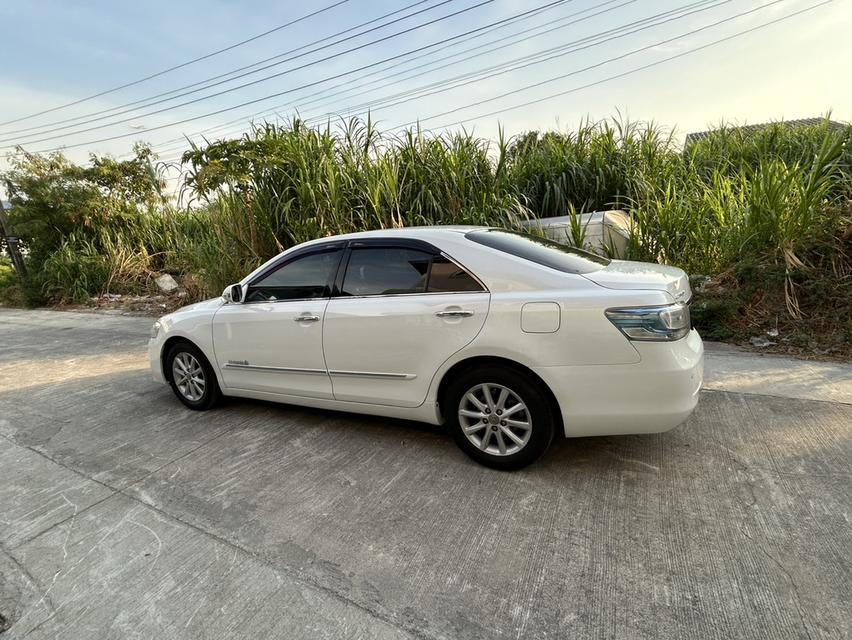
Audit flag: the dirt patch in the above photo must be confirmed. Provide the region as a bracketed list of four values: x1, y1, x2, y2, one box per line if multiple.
[691, 266, 851, 363]
[57, 292, 188, 317]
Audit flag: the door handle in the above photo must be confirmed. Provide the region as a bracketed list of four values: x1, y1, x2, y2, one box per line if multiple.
[436, 310, 473, 318]
[294, 314, 320, 322]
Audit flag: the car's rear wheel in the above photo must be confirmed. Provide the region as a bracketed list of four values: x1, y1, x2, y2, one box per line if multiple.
[165, 341, 221, 410]
[444, 366, 555, 470]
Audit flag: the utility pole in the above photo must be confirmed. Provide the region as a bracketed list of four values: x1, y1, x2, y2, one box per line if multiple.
[0, 197, 27, 281]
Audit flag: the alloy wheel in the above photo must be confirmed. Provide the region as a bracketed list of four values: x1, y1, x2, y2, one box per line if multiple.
[457, 383, 532, 456]
[172, 352, 206, 402]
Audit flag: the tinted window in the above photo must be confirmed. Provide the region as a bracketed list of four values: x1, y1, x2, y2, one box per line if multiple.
[246, 249, 341, 302]
[428, 256, 484, 292]
[466, 229, 609, 274]
[342, 248, 431, 296]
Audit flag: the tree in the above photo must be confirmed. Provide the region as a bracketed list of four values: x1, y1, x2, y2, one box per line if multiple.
[3, 144, 164, 261]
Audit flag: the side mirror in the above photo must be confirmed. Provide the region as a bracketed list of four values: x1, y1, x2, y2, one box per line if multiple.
[222, 283, 243, 303]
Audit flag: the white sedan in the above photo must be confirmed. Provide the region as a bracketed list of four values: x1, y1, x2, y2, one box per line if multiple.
[149, 227, 703, 469]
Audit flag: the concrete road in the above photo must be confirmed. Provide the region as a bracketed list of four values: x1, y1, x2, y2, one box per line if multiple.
[0, 308, 849, 639]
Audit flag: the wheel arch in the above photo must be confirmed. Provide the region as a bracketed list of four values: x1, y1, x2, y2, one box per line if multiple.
[436, 355, 564, 436]
[160, 335, 207, 383]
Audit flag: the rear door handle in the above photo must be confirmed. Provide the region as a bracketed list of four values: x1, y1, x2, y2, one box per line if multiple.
[436, 310, 473, 318]
[294, 314, 320, 322]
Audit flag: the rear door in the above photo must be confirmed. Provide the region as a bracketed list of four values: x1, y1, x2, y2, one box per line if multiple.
[322, 240, 489, 407]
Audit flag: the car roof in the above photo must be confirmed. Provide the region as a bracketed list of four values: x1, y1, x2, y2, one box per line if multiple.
[301, 225, 489, 246]
[242, 224, 602, 292]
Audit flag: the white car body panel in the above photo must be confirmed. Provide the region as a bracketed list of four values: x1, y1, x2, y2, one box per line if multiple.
[149, 226, 704, 438]
[149, 297, 223, 386]
[323, 292, 489, 407]
[583, 259, 691, 300]
[211, 299, 333, 399]
[531, 330, 704, 436]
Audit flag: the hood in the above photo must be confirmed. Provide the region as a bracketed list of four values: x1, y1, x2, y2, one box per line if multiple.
[581, 260, 691, 302]
[176, 297, 225, 313]
[162, 297, 225, 322]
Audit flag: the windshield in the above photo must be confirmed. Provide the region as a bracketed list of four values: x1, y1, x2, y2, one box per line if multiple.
[465, 229, 610, 275]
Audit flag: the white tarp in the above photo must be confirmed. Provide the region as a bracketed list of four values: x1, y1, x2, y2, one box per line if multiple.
[521, 210, 632, 258]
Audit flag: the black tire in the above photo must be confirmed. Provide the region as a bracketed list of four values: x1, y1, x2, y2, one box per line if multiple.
[165, 341, 221, 411]
[444, 365, 556, 470]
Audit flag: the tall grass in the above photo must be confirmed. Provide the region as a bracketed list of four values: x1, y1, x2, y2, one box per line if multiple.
[4, 115, 850, 321]
[178, 116, 849, 297]
[179, 119, 532, 290]
[505, 118, 681, 215]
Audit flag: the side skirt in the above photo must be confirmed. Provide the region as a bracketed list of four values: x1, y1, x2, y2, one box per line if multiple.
[221, 386, 443, 425]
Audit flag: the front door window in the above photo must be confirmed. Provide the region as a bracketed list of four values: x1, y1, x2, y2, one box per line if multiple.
[246, 248, 342, 302]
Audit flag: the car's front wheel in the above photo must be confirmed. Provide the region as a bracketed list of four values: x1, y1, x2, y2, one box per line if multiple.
[165, 341, 221, 410]
[444, 366, 555, 470]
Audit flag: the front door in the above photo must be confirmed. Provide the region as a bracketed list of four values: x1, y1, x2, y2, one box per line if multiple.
[212, 244, 343, 399]
[323, 245, 489, 407]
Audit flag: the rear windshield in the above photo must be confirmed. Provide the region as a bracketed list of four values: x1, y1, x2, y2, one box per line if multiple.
[465, 229, 610, 274]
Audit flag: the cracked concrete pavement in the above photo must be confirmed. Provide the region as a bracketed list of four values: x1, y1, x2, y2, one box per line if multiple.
[0, 308, 850, 639]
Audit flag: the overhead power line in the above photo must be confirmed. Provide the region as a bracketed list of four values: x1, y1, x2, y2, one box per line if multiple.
[0, 0, 352, 127]
[153, 2, 834, 168]
[0, 0, 446, 138]
[20, 0, 565, 154]
[6, 0, 497, 149]
[418, 0, 833, 130]
[136, 0, 581, 157]
[153, 0, 707, 156]
[148, 0, 734, 162]
[147, 0, 627, 158]
[304, 0, 726, 126]
[133, 0, 832, 167]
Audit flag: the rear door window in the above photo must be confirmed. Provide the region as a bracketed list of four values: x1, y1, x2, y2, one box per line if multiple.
[340, 247, 485, 296]
[341, 247, 432, 296]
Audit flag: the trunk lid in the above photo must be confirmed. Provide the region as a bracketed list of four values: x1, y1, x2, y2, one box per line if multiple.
[582, 260, 691, 302]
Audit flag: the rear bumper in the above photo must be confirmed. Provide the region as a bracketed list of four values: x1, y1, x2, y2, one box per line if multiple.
[534, 329, 704, 437]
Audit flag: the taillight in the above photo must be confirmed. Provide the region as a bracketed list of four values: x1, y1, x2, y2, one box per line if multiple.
[605, 303, 691, 342]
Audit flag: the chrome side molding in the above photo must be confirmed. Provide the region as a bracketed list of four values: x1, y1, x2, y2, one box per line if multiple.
[222, 363, 327, 375]
[329, 370, 416, 380]
[222, 362, 415, 380]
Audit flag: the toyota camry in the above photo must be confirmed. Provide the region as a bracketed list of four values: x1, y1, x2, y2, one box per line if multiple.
[148, 227, 703, 469]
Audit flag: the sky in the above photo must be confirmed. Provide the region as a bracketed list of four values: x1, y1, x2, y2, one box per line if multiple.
[0, 0, 849, 195]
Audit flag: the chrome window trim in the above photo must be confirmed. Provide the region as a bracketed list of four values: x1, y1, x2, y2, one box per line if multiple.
[329, 289, 486, 301]
[239, 295, 331, 306]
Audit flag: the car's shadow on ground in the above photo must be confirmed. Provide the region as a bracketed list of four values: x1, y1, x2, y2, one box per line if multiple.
[217, 392, 669, 475]
[1, 366, 675, 483]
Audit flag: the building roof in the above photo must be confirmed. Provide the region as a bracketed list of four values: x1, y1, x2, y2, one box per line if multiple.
[684, 118, 845, 146]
